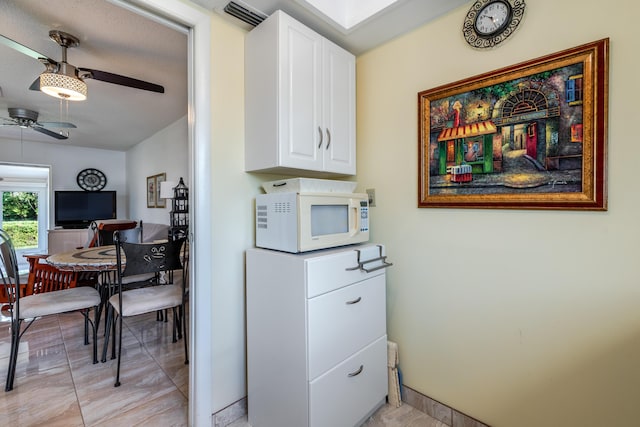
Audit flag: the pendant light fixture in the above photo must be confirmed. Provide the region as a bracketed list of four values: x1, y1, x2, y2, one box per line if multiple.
[38, 31, 87, 101]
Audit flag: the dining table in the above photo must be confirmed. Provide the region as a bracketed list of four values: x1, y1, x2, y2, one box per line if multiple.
[46, 245, 127, 356]
[46, 245, 121, 272]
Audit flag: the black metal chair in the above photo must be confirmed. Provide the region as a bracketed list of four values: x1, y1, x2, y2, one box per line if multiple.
[0, 229, 101, 392]
[89, 219, 141, 247]
[101, 231, 188, 387]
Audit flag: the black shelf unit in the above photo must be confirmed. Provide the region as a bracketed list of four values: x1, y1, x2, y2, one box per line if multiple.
[168, 177, 188, 241]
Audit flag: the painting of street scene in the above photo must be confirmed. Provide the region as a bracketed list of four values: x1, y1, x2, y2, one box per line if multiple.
[418, 39, 608, 210]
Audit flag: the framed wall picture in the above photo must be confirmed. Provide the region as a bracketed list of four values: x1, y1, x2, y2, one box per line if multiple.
[154, 173, 167, 208]
[147, 175, 156, 208]
[418, 38, 608, 210]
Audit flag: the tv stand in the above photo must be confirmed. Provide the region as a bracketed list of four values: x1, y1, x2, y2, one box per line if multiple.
[48, 229, 89, 254]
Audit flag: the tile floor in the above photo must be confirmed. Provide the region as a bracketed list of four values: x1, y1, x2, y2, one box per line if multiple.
[0, 307, 189, 426]
[227, 403, 447, 427]
[0, 307, 440, 426]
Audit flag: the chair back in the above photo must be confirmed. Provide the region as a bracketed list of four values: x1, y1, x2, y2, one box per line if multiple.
[0, 229, 22, 315]
[27, 262, 78, 295]
[88, 220, 138, 247]
[118, 225, 143, 244]
[115, 231, 184, 279]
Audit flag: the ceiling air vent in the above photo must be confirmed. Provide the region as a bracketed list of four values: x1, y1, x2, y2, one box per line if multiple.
[224, 1, 267, 27]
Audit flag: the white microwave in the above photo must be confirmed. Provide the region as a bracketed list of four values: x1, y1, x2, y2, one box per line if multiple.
[255, 192, 369, 253]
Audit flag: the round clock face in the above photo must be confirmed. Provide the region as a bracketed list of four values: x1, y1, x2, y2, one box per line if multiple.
[463, 0, 526, 49]
[77, 168, 107, 191]
[475, 1, 511, 36]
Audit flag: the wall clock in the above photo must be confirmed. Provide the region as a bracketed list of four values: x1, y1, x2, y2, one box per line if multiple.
[77, 168, 107, 191]
[462, 0, 526, 49]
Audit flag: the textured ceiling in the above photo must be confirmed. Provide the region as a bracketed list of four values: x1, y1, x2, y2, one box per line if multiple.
[0, 0, 188, 151]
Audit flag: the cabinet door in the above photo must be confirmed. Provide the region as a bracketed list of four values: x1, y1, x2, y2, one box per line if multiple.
[322, 39, 356, 175]
[278, 15, 324, 171]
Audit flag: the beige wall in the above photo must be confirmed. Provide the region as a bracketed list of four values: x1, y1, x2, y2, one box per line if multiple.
[356, 1, 639, 426]
[207, 13, 283, 410]
[208, 14, 253, 410]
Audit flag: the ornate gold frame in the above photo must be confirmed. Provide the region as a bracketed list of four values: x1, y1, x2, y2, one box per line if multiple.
[418, 39, 608, 210]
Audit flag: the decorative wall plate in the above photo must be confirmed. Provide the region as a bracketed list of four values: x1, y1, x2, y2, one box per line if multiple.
[77, 168, 107, 191]
[462, 0, 526, 49]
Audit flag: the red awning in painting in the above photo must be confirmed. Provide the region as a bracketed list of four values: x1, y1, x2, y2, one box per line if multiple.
[437, 120, 497, 141]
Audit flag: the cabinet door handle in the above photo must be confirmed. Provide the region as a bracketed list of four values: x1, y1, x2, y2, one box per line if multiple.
[317, 126, 323, 149]
[345, 296, 361, 305]
[325, 128, 331, 150]
[348, 365, 364, 377]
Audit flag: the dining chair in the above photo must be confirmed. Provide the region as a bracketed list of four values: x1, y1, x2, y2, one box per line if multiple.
[101, 231, 188, 387]
[85, 219, 139, 248]
[0, 229, 102, 391]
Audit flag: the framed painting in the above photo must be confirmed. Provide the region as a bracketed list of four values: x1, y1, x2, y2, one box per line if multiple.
[418, 38, 608, 210]
[154, 173, 166, 208]
[146, 175, 156, 208]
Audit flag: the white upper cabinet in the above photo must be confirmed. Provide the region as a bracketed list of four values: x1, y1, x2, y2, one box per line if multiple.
[245, 10, 356, 176]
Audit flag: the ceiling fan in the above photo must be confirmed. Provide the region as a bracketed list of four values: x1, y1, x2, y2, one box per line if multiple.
[1, 107, 76, 140]
[0, 30, 164, 100]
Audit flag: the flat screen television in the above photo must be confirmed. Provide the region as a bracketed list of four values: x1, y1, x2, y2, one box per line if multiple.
[54, 191, 117, 229]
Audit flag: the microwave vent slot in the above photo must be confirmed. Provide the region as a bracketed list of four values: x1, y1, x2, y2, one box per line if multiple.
[257, 204, 268, 229]
[274, 202, 291, 213]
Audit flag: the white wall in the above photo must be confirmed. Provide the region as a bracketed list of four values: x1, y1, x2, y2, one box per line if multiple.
[356, 1, 639, 426]
[126, 115, 188, 224]
[0, 137, 127, 224]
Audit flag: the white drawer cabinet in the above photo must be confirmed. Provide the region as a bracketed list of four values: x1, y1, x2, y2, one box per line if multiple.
[245, 10, 356, 176]
[47, 228, 88, 254]
[246, 245, 388, 427]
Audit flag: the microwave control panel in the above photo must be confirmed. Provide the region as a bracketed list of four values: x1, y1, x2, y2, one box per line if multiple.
[360, 201, 369, 232]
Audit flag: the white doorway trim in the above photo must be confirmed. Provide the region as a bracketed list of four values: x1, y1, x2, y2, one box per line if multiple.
[110, 1, 213, 425]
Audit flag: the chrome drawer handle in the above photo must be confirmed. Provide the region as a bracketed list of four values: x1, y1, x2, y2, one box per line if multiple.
[318, 126, 323, 148]
[325, 128, 331, 150]
[345, 297, 361, 305]
[348, 365, 364, 377]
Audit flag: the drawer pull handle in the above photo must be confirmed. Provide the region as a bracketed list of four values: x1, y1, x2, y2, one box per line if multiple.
[347, 365, 364, 377]
[345, 245, 393, 273]
[346, 297, 361, 305]
[318, 126, 323, 149]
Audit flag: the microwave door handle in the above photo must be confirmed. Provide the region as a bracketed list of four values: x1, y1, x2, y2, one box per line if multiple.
[349, 199, 360, 237]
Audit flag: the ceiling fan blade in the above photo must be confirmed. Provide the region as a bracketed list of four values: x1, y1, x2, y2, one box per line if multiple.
[0, 33, 57, 65]
[39, 122, 77, 129]
[79, 68, 164, 93]
[31, 126, 69, 140]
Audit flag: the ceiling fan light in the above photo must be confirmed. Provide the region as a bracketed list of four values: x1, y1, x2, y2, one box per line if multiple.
[40, 72, 87, 101]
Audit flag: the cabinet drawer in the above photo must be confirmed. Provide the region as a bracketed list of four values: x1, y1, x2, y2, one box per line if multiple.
[306, 245, 387, 298]
[309, 336, 387, 427]
[308, 275, 386, 379]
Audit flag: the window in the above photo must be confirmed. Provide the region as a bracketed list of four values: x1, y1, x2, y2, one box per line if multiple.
[0, 164, 50, 273]
[566, 74, 583, 105]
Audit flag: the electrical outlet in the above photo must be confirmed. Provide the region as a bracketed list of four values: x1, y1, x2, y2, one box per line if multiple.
[366, 188, 376, 207]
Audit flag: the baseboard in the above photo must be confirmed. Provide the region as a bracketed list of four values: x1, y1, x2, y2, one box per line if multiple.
[402, 385, 490, 427]
[212, 398, 247, 427]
